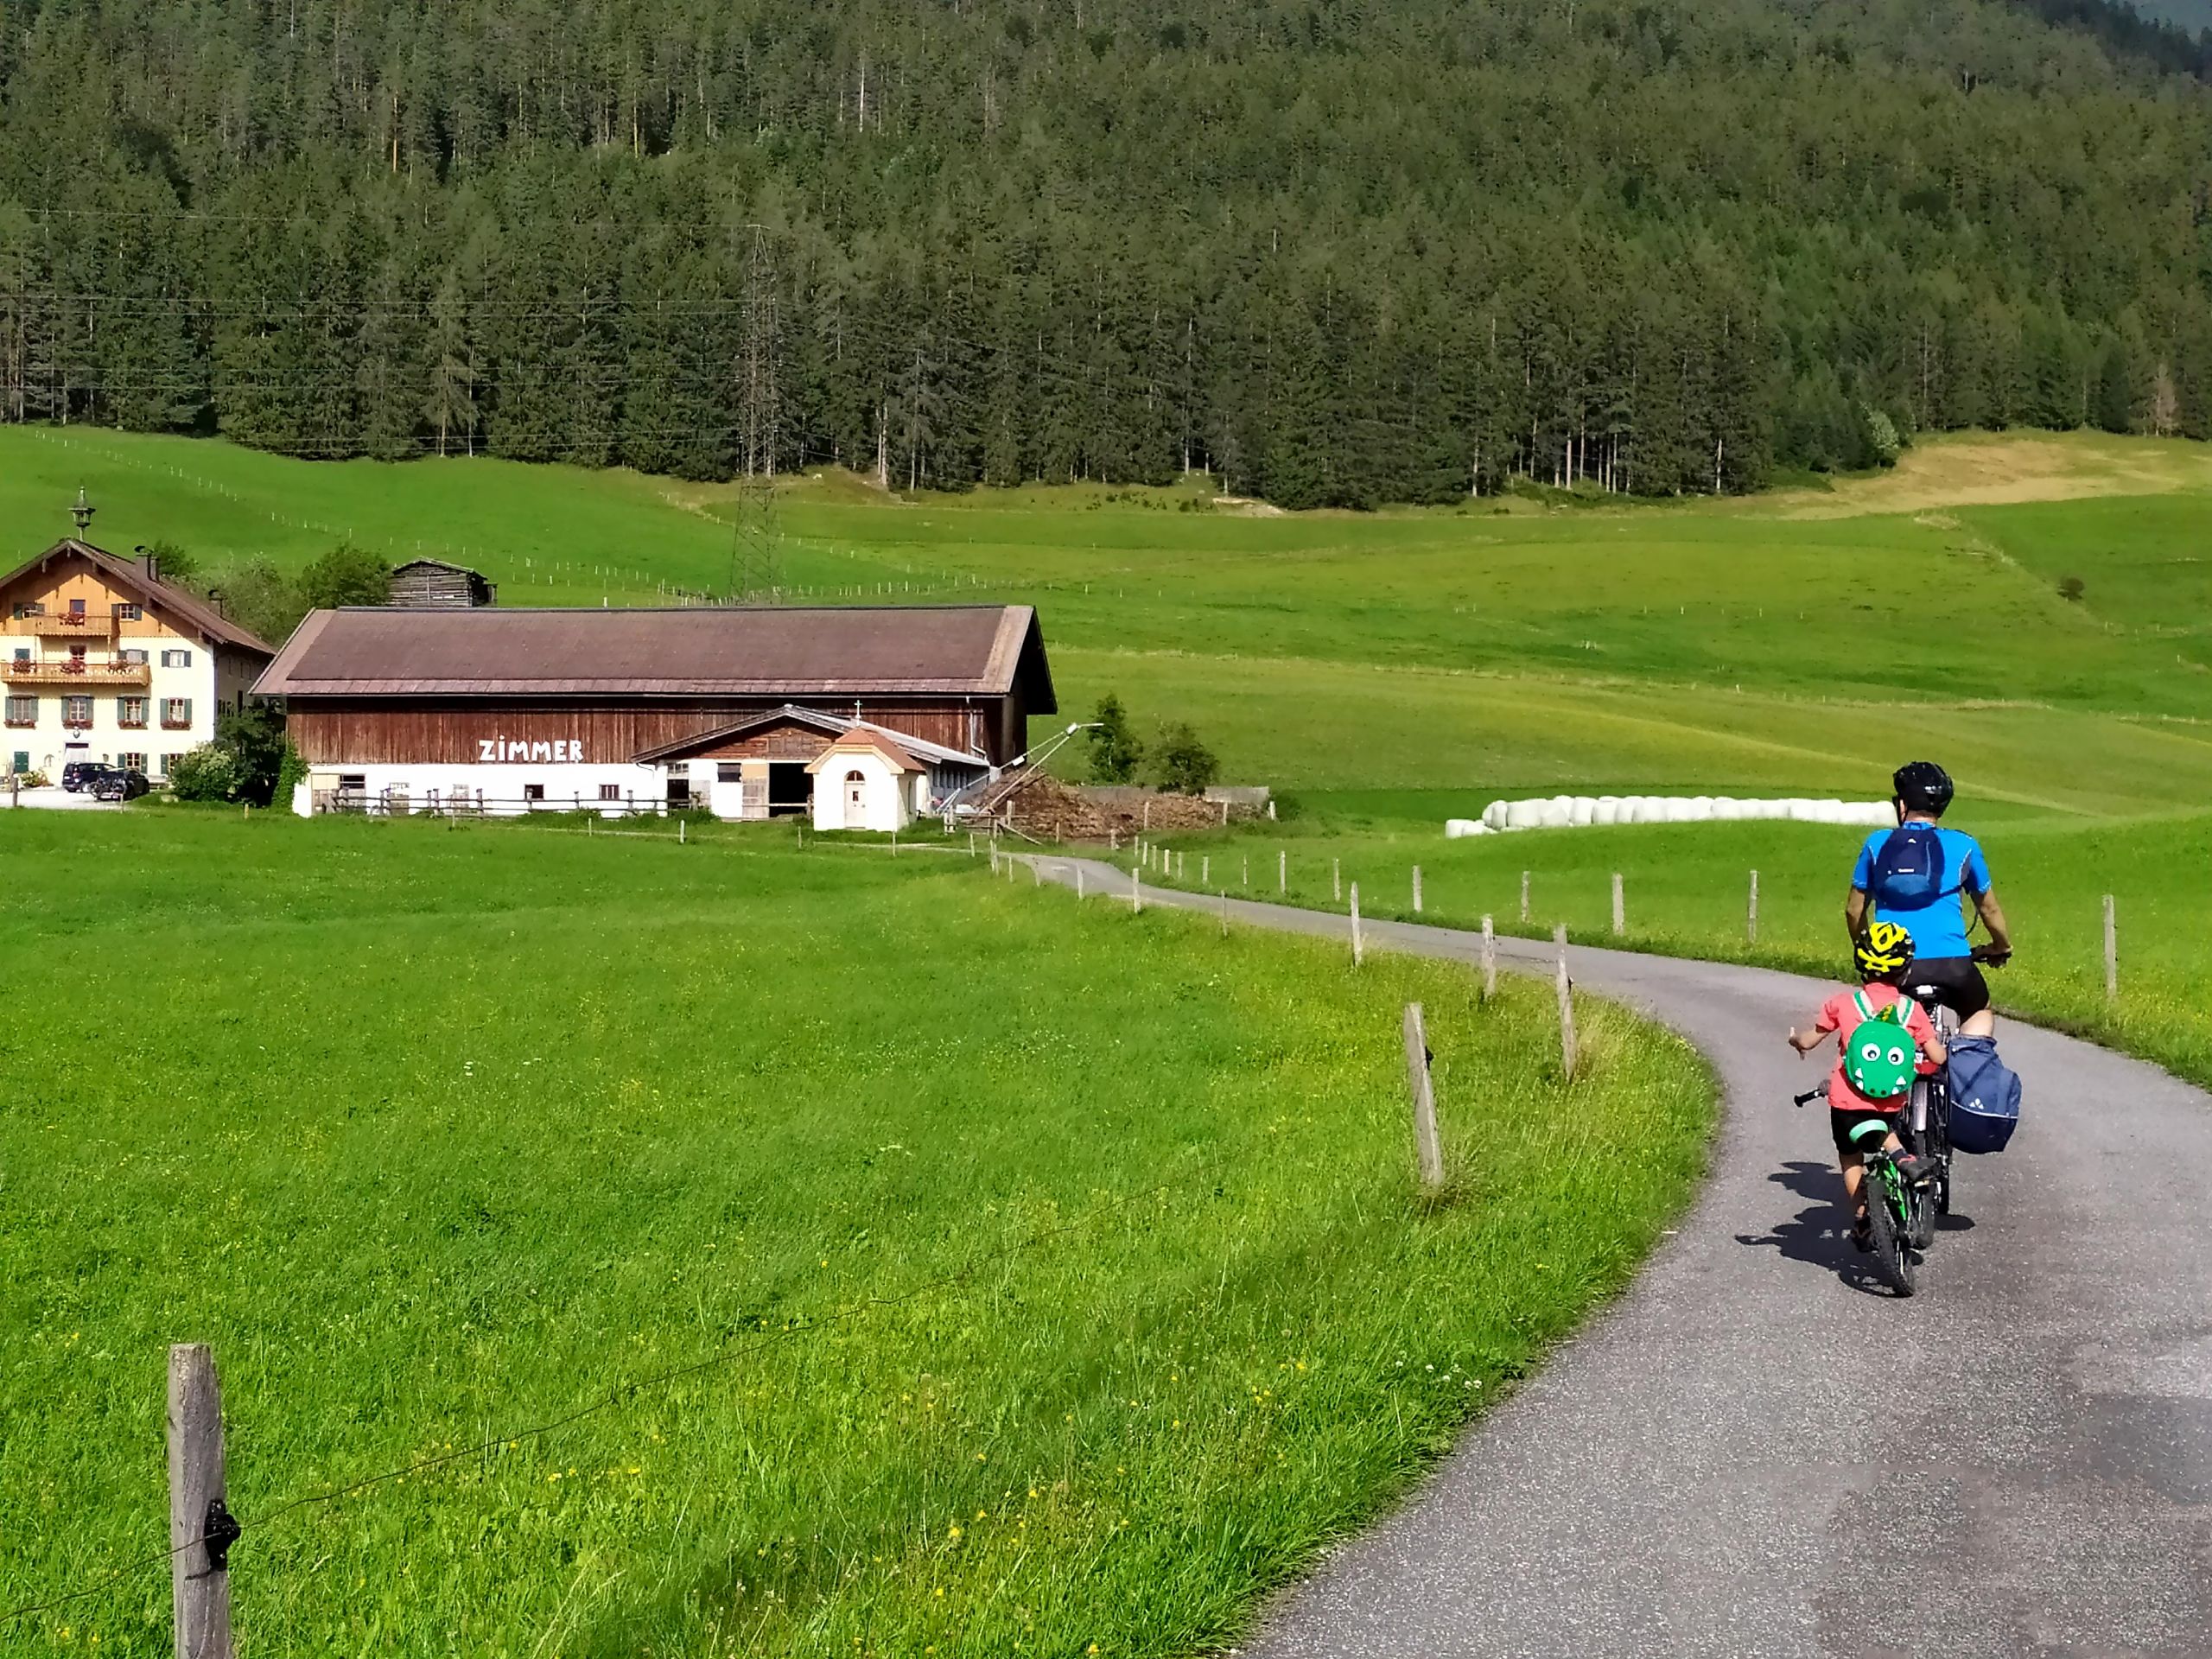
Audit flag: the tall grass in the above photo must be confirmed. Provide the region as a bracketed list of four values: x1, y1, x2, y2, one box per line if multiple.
[0, 811, 1709, 1655]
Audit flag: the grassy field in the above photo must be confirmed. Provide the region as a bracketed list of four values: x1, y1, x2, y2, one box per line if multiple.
[6, 424, 2212, 805]
[1130, 805, 2212, 1094]
[0, 810, 1710, 1656]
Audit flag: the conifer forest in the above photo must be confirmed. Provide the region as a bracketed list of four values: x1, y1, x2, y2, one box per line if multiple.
[3, 0, 2210, 506]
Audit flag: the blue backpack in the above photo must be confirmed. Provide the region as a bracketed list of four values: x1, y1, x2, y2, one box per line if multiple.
[1870, 823, 1950, 910]
[1946, 1035, 2022, 1154]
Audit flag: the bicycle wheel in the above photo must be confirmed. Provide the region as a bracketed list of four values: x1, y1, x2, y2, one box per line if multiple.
[1907, 1084, 1940, 1249]
[1865, 1164, 1917, 1297]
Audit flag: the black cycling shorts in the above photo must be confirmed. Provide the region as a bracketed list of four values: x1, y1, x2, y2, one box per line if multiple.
[1900, 955, 1989, 1020]
[1831, 1107, 1900, 1158]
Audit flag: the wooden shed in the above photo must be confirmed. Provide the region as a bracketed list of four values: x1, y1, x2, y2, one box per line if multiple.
[389, 559, 496, 608]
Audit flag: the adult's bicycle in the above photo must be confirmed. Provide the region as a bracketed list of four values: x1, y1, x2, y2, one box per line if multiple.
[1898, 942, 2009, 1245]
[1794, 1088, 1925, 1296]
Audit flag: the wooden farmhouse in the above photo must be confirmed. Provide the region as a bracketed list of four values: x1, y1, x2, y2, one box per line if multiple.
[254, 604, 1056, 824]
[3, 532, 276, 783]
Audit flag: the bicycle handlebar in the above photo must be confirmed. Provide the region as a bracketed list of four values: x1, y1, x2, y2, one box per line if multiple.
[1970, 944, 2012, 967]
[1792, 1089, 1827, 1109]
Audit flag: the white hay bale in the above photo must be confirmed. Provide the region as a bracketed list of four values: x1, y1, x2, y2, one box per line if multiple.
[1569, 797, 1597, 826]
[1593, 796, 1621, 826]
[1505, 798, 1545, 830]
[1446, 818, 1480, 839]
[1483, 799, 1510, 830]
[1538, 798, 1573, 829]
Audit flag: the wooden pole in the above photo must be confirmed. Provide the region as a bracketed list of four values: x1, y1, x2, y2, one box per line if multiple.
[1333, 857, 1342, 902]
[1481, 914, 1497, 999]
[1351, 881, 1363, 965]
[1201, 854, 1210, 886]
[169, 1343, 235, 1659]
[1554, 923, 1578, 1080]
[1242, 855, 1249, 889]
[679, 819, 686, 844]
[1220, 887, 1230, 936]
[1611, 871, 1624, 936]
[1131, 866, 1142, 914]
[1076, 866, 1085, 899]
[1747, 868, 1758, 944]
[1521, 869, 1531, 924]
[1403, 1003, 1445, 1193]
[1413, 864, 1423, 915]
[2104, 893, 2118, 1001]
[1279, 849, 1287, 893]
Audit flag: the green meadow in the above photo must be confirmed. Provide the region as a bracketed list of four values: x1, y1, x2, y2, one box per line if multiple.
[0, 811, 1708, 1656]
[6, 420, 2212, 1649]
[6, 423, 2212, 802]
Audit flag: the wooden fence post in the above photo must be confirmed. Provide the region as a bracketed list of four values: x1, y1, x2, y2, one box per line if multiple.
[1481, 914, 1497, 999]
[1201, 854, 1210, 887]
[1333, 857, 1342, 902]
[1131, 867, 1142, 914]
[1520, 869, 1531, 924]
[1243, 855, 1249, 889]
[1611, 871, 1624, 936]
[1413, 864, 1423, 915]
[1109, 827, 1119, 851]
[1747, 868, 1758, 944]
[1278, 849, 1287, 893]
[169, 1343, 236, 1659]
[2104, 894, 2118, 1001]
[1351, 881, 1363, 965]
[679, 819, 686, 845]
[1076, 866, 1085, 899]
[1554, 923, 1578, 1080]
[1403, 1003, 1445, 1193]
[1220, 888, 1230, 937]
[969, 832, 976, 858]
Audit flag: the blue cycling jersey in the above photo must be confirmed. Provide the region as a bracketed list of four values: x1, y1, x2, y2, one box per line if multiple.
[1852, 823, 1990, 960]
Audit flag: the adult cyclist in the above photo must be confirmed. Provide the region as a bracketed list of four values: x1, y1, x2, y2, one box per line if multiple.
[1845, 760, 2012, 1037]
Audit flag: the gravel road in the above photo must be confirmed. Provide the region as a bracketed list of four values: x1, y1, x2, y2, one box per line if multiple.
[1037, 858, 2212, 1658]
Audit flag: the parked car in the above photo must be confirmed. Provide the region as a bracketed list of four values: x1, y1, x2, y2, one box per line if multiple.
[60, 761, 106, 793]
[91, 768, 149, 803]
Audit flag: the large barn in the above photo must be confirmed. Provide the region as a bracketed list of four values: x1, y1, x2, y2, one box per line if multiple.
[256, 604, 1055, 823]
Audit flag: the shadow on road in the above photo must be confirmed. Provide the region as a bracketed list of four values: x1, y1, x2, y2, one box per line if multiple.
[1734, 1160, 1897, 1295]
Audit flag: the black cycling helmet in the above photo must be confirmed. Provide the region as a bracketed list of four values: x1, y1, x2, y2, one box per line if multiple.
[1892, 760, 1954, 817]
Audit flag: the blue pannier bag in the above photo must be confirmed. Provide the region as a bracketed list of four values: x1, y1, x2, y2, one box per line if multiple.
[1946, 1034, 2021, 1154]
[1870, 822, 1948, 910]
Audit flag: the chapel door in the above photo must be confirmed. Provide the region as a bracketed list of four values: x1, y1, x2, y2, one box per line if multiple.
[843, 770, 867, 830]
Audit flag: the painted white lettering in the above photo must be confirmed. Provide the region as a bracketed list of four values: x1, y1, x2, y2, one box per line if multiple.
[552, 740, 568, 762]
[531, 741, 551, 761]
[479, 739, 495, 762]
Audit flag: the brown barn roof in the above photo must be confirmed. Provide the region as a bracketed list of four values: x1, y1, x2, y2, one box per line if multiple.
[253, 604, 1055, 706]
[632, 703, 989, 766]
[805, 727, 925, 774]
[0, 539, 276, 657]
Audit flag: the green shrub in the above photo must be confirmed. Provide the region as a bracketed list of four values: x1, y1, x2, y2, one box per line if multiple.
[166, 743, 241, 802]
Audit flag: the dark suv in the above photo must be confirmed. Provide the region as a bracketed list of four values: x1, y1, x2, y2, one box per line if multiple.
[92, 768, 149, 803]
[60, 761, 107, 793]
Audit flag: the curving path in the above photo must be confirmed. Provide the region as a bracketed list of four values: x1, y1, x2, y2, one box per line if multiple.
[1036, 858, 2212, 1658]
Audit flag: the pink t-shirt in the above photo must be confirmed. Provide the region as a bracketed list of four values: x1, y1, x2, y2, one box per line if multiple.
[1810, 984, 1937, 1112]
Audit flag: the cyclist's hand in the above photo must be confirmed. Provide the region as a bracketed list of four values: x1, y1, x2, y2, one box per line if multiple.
[1973, 944, 2012, 967]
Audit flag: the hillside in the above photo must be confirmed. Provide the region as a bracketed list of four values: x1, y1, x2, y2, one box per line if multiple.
[2, 0, 2210, 506]
[9, 423, 2212, 814]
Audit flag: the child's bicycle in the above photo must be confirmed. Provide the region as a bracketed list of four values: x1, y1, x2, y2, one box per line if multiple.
[1793, 1088, 1926, 1296]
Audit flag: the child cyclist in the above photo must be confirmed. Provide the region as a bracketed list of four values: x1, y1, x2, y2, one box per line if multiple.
[1787, 920, 1948, 1250]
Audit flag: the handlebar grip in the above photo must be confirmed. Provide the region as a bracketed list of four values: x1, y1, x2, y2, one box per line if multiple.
[1792, 1089, 1827, 1109]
